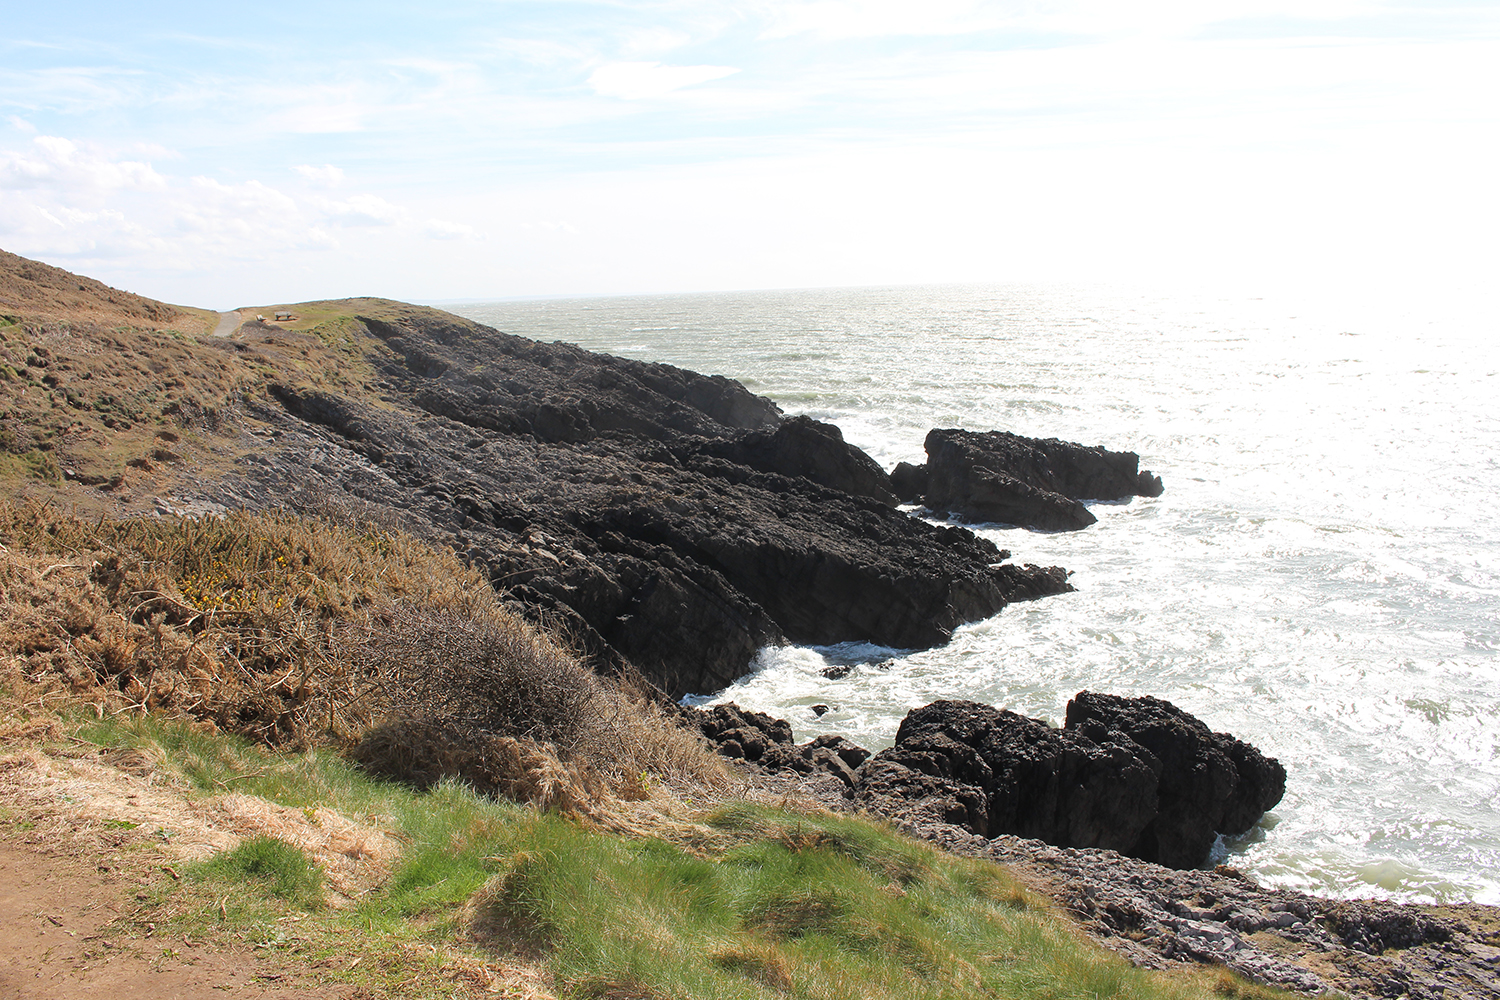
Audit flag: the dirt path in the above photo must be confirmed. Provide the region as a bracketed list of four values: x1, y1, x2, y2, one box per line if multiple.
[212, 310, 242, 338]
[0, 838, 352, 1000]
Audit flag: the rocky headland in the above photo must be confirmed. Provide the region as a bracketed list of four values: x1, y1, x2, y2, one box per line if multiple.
[6, 248, 1497, 998]
[1, 253, 1074, 698]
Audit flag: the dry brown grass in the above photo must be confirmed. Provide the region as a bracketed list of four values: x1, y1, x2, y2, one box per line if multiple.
[0, 498, 491, 746]
[0, 499, 727, 817]
[709, 942, 795, 992]
[0, 248, 213, 333]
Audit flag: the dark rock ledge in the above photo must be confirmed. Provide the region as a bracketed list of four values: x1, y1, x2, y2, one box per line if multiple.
[893, 427, 1165, 531]
[214, 307, 1075, 698]
[689, 698, 1500, 999]
[690, 693, 1285, 872]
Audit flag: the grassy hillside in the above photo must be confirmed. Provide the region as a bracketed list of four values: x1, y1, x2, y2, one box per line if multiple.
[0, 248, 485, 521]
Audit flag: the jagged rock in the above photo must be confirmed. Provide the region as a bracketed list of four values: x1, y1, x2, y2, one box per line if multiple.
[694, 703, 795, 746]
[688, 415, 897, 504]
[764, 734, 872, 788]
[236, 310, 1073, 698]
[1065, 692, 1287, 868]
[870, 700, 1162, 853]
[690, 703, 795, 763]
[922, 428, 1163, 530]
[687, 705, 870, 786]
[855, 730, 995, 834]
[889, 461, 928, 503]
[848, 694, 1282, 869]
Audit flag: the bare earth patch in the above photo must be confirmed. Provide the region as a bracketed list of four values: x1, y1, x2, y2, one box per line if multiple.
[0, 836, 353, 1000]
[0, 742, 556, 999]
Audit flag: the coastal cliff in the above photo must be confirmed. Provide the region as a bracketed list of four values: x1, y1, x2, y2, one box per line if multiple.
[1, 253, 1070, 698]
[8, 249, 1495, 999]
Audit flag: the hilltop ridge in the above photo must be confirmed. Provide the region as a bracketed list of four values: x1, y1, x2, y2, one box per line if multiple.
[0, 249, 214, 333]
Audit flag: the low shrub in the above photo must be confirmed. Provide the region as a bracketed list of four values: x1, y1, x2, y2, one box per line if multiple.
[344, 601, 728, 810]
[0, 499, 489, 746]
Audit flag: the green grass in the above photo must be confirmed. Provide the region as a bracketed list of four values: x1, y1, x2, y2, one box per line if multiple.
[53, 712, 1283, 1000]
[193, 835, 325, 909]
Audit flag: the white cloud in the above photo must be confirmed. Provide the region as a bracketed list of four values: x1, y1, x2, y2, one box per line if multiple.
[617, 27, 697, 58]
[294, 163, 345, 187]
[754, 0, 1001, 39]
[0, 132, 480, 287]
[589, 61, 740, 100]
[0, 135, 165, 194]
[315, 192, 408, 227]
[749, 0, 1388, 40]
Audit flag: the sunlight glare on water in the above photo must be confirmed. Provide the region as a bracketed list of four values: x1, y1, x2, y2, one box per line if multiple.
[454, 284, 1500, 904]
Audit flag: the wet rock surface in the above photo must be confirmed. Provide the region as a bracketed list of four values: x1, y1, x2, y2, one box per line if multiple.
[918, 427, 1164, 530]
[211, 307, 1072, 697]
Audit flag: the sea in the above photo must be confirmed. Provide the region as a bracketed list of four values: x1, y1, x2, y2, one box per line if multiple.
[450, 284, 1500, 906]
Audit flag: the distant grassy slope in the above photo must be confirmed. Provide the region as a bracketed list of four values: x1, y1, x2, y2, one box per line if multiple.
[0, 248, 490, 517]
[0, 249, 216, 333]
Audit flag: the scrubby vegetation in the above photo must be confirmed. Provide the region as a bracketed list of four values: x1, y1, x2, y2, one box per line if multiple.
[1, 501, 1282, 1000]
[28, 711, 1275, 1000]
[0, 498, 490, 745]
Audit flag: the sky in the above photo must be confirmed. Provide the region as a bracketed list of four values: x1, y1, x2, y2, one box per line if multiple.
[1, 0, 1497, 308]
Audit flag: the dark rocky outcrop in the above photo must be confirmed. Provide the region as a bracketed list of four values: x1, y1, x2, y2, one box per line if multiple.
[220, 306, 1073, 698]
[691, 703, 795, 763]
[855, 695, 1281, 868]
[889, 461, 928, 503]
[917, 428, 1164, 531]
[687, 704, 870, 789]
[691, 692, 1280, 871]
[1064, 691, 1286, 868]
[720, 713, 1491, 1000]
[856, 699, 1162, 854]
[686, 414, 897, 504]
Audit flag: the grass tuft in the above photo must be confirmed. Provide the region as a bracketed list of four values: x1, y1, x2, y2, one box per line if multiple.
[193, 835, 325, 909]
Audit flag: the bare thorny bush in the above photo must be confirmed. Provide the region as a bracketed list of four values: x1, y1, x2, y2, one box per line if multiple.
[343, 603, 729, 812]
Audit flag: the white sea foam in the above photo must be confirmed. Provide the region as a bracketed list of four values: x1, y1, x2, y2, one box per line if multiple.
[454, 284, 1500, 904]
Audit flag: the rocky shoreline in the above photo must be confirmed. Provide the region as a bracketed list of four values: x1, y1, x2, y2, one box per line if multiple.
[705, 702, 1500, 1000]
[210, 306, 1097, 697]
